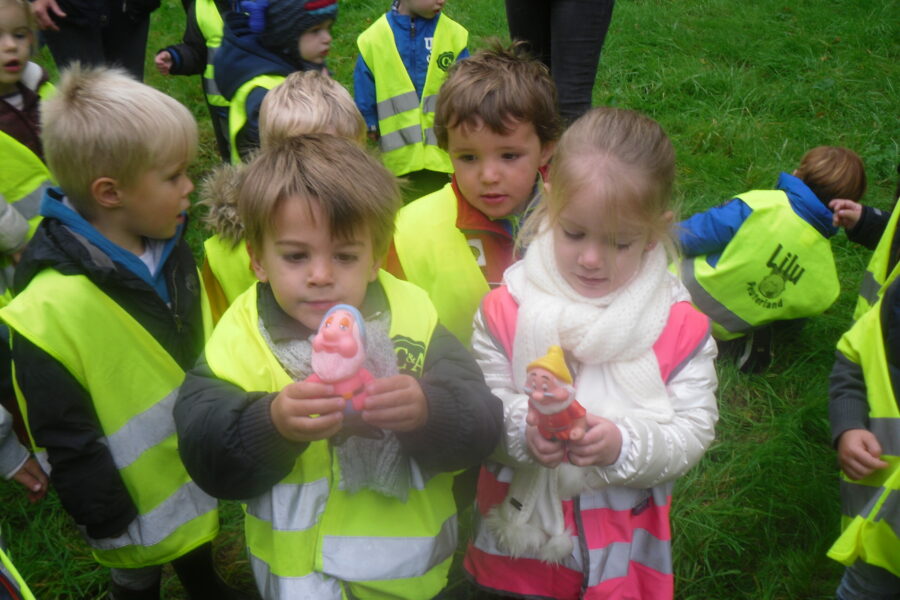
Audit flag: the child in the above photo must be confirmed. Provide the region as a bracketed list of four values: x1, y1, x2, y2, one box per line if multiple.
[386, 43, 562, 345]
[201, 70, 366, 321]
[828, 275, 900, 598]
[678, 146, 866, 372]
[354, 0, 469, 201]
[0, 66, 244, 600]
[214, 0, 337, 162]
[463, 107, 719, 600]
[174, 134, 503, 600]
[154, 0, 232, 161]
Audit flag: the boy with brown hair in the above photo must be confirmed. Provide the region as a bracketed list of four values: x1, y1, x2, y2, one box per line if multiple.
[678, 145, 867, 372]
[174, 134, 502, 600]
[385, 42, 562, 345]
[0, 65, 244, 599]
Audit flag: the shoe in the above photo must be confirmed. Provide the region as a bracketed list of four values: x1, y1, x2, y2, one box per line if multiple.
[737, 327, 773, 374]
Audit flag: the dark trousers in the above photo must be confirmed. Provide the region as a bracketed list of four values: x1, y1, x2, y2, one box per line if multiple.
[504, 0, 615, 124]
[43, 12, 151, 82]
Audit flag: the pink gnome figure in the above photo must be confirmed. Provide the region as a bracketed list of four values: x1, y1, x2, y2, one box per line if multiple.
[308, 304, 374, 413]
[525, 345, 587, 442]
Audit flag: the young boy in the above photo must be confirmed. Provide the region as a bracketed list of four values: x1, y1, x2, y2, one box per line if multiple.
[201, 70, 366, 321]
[154, 0, 232, 161]
[385, 43, 561, 345]
[174, 134, 502, 600]
[0, 66, 244, 600]
[828, 274, 900, 598]
[214, 0, 337, 162]
[354, 0, 469, 200]
[678, 146, 867, 372]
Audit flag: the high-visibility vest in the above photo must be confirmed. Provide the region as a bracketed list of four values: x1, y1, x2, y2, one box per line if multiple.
[854, 207, 900, 321]
[195, 0, 228, 110]
[681, 190, 840, 339]
[392, 183, 490, 345]
[0, 546, 35, 600]
[357, 14, 466, 177]
[228, 74, 285, 163]
[828, 279, 900, 576]
[203, 234, 256, 306]
[205, 272, 457, 599]
[0, 270, 218, 568]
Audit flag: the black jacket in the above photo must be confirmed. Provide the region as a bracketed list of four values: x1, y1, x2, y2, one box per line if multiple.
[11, 214, 205, 538]
[174, 281, 503, 500]
[55, 0, 161, 28]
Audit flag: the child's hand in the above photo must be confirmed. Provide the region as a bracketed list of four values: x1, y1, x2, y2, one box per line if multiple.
[11, 456, 48, 502]
[829, 199, 863, 230]
[837, 428, 889, 480]
[155, 51, 173, 75]
[524, 424, 566, 467]
[565, 414, 623, 467]
[362, 375, 428, 432]
[270, 380, 344, 443]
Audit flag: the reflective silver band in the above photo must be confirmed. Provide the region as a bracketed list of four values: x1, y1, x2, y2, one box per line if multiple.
[859, 270, 880, 306]
[681, 258, 752, 333]
[586, 529, 673, 586]
[376, 91, 420, 122]
[840, 480, 882, 519]
[13, 181, 50, 221]
[579, 482, 672, 512]
[871, 418, 900, 456]
[380, 124, 423, 153]
[249, 553, 343, 600]
[106, 388, 178, 470]
[422, 94, 438, 114]
[245, 478, 329, 532]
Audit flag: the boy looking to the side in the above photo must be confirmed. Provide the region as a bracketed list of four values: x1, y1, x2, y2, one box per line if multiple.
[385, 43, 561, 345]
[354, 0, 469, 201]
[0, 66, 243, 600]
[214, 0, 337, 162]
[175, 134, 502, 600]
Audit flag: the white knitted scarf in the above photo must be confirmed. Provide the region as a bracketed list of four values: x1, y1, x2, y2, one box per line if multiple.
[487, 225, 677, 562]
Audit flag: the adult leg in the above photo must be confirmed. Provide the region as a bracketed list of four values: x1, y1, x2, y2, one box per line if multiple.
[101, 10, 151, 81]
[503, 0, 552, 68]
[171, 542, 250, 600]
[549, 0, 615, 124]
[43, 21, 106, 72]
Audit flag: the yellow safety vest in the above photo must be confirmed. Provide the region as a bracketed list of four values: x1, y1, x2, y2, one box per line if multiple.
[203, 234, 256, 307]
[228, 74, 285, 163]
[0, 545, 35, 600]
[828, 280, 900, 576]
[681, 190, 840, 339]
[357, 14, 466, 177]
[854, 207, 900, 321]
[0, 270, 218, 568]
[392, 183, 490, 345]
[205, 272, 457, 599]
[195, 0, 228, 109]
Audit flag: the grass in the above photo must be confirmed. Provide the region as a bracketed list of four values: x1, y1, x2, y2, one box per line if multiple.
[3, 0, 899, 598]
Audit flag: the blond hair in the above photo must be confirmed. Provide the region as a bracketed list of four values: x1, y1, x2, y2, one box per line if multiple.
[259, 71, 365, 147]
[239, 134, 400, 258]
[794, 146, 866, 204]
[434, 41, 562, 149]
[41, 65, 197, 214]
[523, 107, 676, 252]
[0, 0, 37, 54]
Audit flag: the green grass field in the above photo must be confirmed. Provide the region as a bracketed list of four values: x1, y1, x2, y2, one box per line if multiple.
[3, 0, 899, 598]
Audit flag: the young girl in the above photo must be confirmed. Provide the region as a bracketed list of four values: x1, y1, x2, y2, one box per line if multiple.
[463, 107, 719, 600]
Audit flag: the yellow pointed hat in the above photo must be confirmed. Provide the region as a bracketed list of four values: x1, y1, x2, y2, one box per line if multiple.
[527, 345, 572, 384]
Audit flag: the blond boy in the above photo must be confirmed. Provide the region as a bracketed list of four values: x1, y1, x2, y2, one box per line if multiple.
[175, 134, 501, 600]
[0, 66, 244, 599]
[386, 43, 562, 345]
[201, 71, 365, 320]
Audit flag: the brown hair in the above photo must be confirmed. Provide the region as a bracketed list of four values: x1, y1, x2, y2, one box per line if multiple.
[794, 146, 866, 204]
[239, 134, 400, 258]
[434, 40, 562, 149]
[522, 107, 676, 252]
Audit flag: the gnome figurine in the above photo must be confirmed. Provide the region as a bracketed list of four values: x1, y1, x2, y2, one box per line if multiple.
[525, 346, 586, 441]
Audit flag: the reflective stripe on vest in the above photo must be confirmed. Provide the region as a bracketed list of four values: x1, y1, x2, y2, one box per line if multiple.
[828, 280, 900, 576]
[195, 0, 228, 107]
[0, 271, 218, 568]
[203, 235, 256, 306]
[357, 14, 466, 176]
[681, 190, 839, 336]
[854, 207, 900, 321]
[228, 74, 285, 163]
[0, 547, 34, 600]
[392, 183, 489, 344]
[205, 272, 456, 598]
[0, 130, 52, 240]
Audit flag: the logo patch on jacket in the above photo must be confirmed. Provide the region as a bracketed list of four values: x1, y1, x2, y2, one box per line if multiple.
[436, 51, 455, 71]
[746, 243, 806, 309]
[393, 335, 427, 376]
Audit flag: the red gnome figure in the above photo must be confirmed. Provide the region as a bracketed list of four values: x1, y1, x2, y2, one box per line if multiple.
[525, 346, 587, 442]
[308, 304, 374, 413]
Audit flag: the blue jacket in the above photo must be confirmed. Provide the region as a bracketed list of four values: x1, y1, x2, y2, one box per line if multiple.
[353, 7, 469, 130]
[679, 172, 838, 266]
